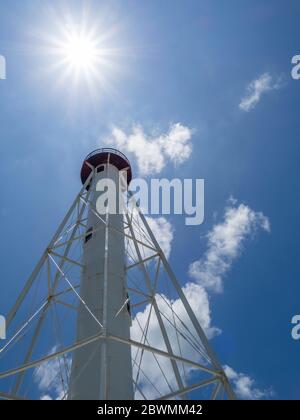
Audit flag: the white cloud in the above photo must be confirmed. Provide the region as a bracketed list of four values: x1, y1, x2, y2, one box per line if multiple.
[34, 347, 70, 400]
[189, 198, 270, 293]
[127, 211, 174, 262]
[161, 123, 193, 164]
[146, 216, 173, 259]
[106, 123, 193, 175]
[239, 73, 282, 112]
[131, 282, 220, 399]
[40, 394, 53, 400]
[224, 365, 272, 400]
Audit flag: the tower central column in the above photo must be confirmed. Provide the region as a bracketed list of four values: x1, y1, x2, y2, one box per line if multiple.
[69, 150, 133, 400]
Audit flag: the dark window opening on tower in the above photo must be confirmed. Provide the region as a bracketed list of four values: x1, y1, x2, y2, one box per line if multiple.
[126, 293, 131, 317]
[85, 227, 93, 243]
[86, 176, 93, 191]
[97, 165, 105, 173]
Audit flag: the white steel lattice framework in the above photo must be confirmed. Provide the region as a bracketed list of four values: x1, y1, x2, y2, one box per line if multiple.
[0, 148, 235, 401]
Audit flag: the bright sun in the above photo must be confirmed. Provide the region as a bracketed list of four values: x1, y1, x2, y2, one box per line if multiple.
[62, 32, 100, 70]
[38, 14, 128, 97]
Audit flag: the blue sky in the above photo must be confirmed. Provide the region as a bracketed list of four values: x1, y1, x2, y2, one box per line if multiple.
[0, 0, 300, 399]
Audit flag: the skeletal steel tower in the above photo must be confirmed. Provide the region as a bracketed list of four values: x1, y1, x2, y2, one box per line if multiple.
[0, 148, 235, 401]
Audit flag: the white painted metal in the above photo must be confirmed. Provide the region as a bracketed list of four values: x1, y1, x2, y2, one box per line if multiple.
[125, 212, 186, 395]
[10, 182, 93, 395]
[6, 173, 93, 329]
[0, 332, 220, 381]
[133, 201, 236, 400]
[68, 162, 133, 400]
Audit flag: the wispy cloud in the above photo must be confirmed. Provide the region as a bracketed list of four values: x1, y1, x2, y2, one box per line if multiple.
[34, 347, 71, 400]
[189, 197, 270, 293]
[239, 73, 282, 112]
[224, 365, 273, 400]
[105, 123, 193, 175]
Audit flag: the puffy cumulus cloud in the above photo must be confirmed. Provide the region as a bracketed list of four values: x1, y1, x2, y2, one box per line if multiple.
[239, 73, 282, 112]
[126, 211, 174, 262]
[224, 365, 273, 400]
[145, 216, 173, 259]
[189, 198, 270, 293]
[161, 123, 193, 164]
[131, 282, 220, 399]
[106, 123, 193, 175]
[172, 282, 221, 340]
[34, 347, 71, 400]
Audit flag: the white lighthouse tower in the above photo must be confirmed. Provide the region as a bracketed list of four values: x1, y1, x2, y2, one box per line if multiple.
[68, 149, 133, 400]
[0, 148, 235, 401]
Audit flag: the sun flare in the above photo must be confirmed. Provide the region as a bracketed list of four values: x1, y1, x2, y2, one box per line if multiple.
[61, 31, 100, 70]
[36, 11, 132, 99]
